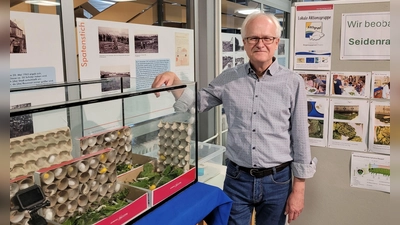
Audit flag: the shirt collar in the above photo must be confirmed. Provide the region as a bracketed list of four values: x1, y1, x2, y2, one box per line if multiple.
[246, 57, 279, 77]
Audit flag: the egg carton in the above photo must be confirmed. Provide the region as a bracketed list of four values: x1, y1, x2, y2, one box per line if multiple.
[156, 121, 192, 172]
[10, 127, 73, 179]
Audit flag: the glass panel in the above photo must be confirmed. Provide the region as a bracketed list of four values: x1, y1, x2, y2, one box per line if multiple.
[10, 78, 197, 174]
[11, 0, 60, 14]
[75, 0, 189, 28]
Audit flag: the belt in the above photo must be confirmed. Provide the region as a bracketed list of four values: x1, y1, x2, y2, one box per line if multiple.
[231, 161, 292, 178]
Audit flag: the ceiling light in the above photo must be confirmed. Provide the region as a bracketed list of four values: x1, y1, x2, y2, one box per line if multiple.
[99, 0, 116, 4]
[109, 0, 137, 2]
[24, 0, 60, 6]
[236, 9, 261, 15]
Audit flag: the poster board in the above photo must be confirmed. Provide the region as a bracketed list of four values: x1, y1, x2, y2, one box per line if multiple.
[290, 1, 390, 225]
[10, 12, 67, 136]
[76, 18, 194, 135]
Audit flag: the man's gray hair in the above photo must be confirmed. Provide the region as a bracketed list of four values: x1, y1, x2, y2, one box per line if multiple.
[241, 12, 282, 39]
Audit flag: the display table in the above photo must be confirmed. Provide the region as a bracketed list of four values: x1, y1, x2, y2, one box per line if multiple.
[132, 182, 232, 225]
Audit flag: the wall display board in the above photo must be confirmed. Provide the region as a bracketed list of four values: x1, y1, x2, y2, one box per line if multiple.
[368, 101, 390, 154]
[291, 1, 390, 224]
[296, 70, 330, 96]
[328, 98, 369, 151]
[330, 71, 370, 98]
[10, 12, 67, 136]
[350, 152, 390, 193]
[307, 97, 329, 147]
[221, 33, 247, 71]
[371, 71, 390, 99]
[294, 4, 334, 70]
[340, 12, 390, 60]
[275, 38, 289, 68]
[76, 18, 194, 135]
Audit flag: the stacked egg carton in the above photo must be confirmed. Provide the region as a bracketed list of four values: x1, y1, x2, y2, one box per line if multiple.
[34, 149, 120, 224]
[80, 126, 134, 168]
[157, 122, 192, 172]
[10, 127, 73, 179]
[10, 176, 34, 225]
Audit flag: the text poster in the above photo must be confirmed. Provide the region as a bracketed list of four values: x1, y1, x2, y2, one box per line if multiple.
[340, 12, 390, 60]
[351, 152, 390, 193]
[76, 18, 194, 135]
[369, 101, 390, 155]
[307, 97, 329, 147]
[294, 4, 334, 70]
[330, 71, 370, 98]
[328, 99, 369, 151]
[10, 12, 67, 135]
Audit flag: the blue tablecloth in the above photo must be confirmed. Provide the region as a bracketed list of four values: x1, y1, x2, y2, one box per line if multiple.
[132, 182, 232, 225]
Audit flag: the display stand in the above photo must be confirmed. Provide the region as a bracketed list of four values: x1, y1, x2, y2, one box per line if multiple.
[132, 182, 232, 225]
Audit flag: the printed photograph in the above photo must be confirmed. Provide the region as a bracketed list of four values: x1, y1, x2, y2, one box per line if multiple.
[372, 75, 390, 99]
[308, 119, 324, 139]
[100, 65, 131, 92]
[374, 105, 390, 125]
[10, 103, 33, 138]
[222, 55, 233, 70]
[10, 19, 27, 53]
[374, 126, 390, 145]
[235, 57, 245, 66]
[222, 37, 234, 52]
[307, 100, 324, 118]
[234, 37, 244, 52]
[332, 122, 363, 142]
[298, 72, 327, 95]
[98, 27, 129, 54]
[331, 73, 367, 97]
[278, 42, 285, 55]
[296, 57, 305, 63]
[333, 105, 359, 120]
[134, 34, 159, 53]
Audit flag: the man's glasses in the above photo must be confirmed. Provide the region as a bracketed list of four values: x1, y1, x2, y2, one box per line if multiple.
[245, 36, 277, 45]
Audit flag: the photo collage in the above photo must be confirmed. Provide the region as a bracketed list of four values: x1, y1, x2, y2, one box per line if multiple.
[295, 70, 390, 154]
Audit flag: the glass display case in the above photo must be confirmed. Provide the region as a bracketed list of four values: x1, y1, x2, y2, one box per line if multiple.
[10, 78, 198, 225]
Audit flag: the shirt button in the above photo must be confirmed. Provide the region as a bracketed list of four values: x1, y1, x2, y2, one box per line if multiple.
[253, 112, 256, 114]
[252, 129, 256, 132]
[252, 147, 255, 149]
[253, 164, 257, 167]
[255, 95, 258, 97]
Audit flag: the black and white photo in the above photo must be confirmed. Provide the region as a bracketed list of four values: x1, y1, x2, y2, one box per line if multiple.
[10, 19, 27, 54]
[100, 65, 131, 92]
[10, 103, 33, 138]
[134, 34, 159, 53]
[98, 27, 129, 54]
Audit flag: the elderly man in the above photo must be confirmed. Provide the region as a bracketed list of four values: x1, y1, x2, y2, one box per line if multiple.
[152, 12, 317, 225]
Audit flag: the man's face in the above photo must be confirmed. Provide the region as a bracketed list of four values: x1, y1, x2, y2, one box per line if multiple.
[243, 16, 279, 66]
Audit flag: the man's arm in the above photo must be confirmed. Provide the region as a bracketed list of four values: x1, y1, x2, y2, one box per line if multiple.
[285, 177, 305, 223]
[152, 71, 184, 99]
[285, 74, 317, 223]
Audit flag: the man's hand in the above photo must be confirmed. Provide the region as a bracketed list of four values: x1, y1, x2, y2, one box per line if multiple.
[151, 71, 182, 98]
[285, 177, 305, 223]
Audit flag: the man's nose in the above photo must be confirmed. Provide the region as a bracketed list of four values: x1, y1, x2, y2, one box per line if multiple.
[255, 39, 265, 48]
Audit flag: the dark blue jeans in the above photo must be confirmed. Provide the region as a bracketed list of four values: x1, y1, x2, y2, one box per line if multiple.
[223, 159, 292, 225]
